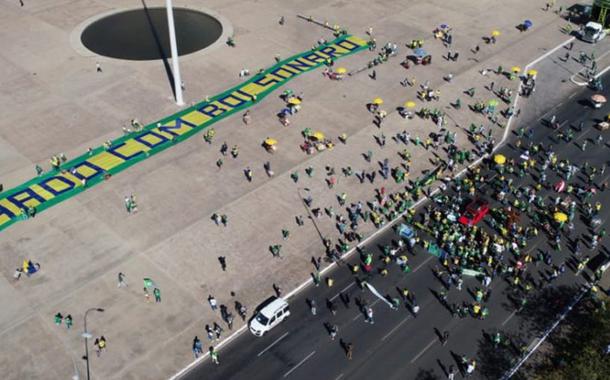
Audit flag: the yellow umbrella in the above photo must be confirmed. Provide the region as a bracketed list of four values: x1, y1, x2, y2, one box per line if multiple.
[404, 101, 417, 108]
[553, 212, 568, 223]
[491, 30, 501, 37]
[494, 154, 506, 165]
[335, 67, 347, 74]
[511, 66, 521, 73]
[527, 69, 537, 76]
[372, 97, 384, 105]
[288, 97, 301, 105]
[264, 138, 278, 146]
[312, 131, 325, 141]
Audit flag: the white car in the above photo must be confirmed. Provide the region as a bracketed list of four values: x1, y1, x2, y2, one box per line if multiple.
[249, 297, 290, 337]
[581, 21, 607, 43]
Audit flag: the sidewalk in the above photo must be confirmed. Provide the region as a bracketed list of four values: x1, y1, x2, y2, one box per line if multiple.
[0, 1, 587, 379]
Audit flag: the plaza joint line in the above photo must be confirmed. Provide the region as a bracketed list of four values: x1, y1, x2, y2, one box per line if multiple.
[0, 35, 368, 232]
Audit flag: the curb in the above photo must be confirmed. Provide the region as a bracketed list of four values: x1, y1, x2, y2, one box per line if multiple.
[168, 35, 576, 380]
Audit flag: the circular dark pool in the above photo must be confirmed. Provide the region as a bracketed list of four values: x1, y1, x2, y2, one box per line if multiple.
[81, 8, 223, 61]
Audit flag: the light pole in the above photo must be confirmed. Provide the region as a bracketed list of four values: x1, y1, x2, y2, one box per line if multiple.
[165, 0, 184, 106]
[82, 307, 104, 380]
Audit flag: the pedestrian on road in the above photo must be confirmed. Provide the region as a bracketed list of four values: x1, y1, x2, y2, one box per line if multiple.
[54, 312, 63, 326]
[365, 306, 374, 324]
[329, 324, 338, 340]
[153, 288, 161, 303]
[346, 342, 353, 360]
[448, 365, 456, 380]
[96, 62, 102, 73]
[117, 272, 128, 288]
[441, 330, 449, 345]
[340, 292, 350, 308]
[210, 346, 220, 365]
[327, 299, 337, 315]
[144, 287, 151, 303]
[309, 299, 317, 315]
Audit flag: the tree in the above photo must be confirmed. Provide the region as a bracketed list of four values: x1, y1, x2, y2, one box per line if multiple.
[528, 294, 610, 380]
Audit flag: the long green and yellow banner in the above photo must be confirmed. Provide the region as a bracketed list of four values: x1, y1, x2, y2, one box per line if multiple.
[0, 35, 368, 232]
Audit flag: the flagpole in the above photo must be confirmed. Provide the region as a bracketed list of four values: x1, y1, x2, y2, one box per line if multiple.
[165, 0, 184, 106]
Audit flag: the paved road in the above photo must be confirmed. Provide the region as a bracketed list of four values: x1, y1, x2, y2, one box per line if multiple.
[183, 74, 610, 380]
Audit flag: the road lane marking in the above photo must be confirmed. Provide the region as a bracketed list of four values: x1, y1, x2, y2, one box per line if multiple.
[169, 35, 580, 380]
[410, 338, 437, 363]
[413, 255, 434, 273]
[330, 282, 356, 301]
[502, 310, 518, 326]
[381, 316, 411, 341]
[283, 351, 316, 378]
[257, 332, 290, 357]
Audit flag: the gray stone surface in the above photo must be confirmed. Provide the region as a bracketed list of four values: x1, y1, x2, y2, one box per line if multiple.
[0, 0, 592, 379]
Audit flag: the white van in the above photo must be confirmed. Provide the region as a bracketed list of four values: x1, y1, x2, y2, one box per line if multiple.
[249, 297, 290, 336]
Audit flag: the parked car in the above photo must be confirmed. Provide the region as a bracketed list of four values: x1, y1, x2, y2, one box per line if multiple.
[249, 297, 290, 337]
[580, 21, 607, 43]
[458, 199, 490, 226]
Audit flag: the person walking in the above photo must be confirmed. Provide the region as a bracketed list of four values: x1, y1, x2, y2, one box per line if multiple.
[153, 287, 161, 303]
[273, 283, 282, 297]
[192, 336, 203, 358]
[329, 324, 338, 340]
[309, 299, 317, 315]
[96, 336, 106, 357]
[117, 272, 128, 288]
[210, 346, 220, 365]
[54, 312, 63, 326]
[440, 330, 449, 345]
[205, 324, 215, 341]
[226, 313, 234, 330]
[218, 256, 227, 271]
[346, 342, 353, 360]
[208, 295, 218, 311]
[143, 287, 151, 303]
[213, 322, 223, 339]
[447, 365, 456, 380]
[65, 314, 73, 329]
[365, 306, 374, 324]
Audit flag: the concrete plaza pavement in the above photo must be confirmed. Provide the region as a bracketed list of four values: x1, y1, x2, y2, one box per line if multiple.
[0, 1, 594, 379]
